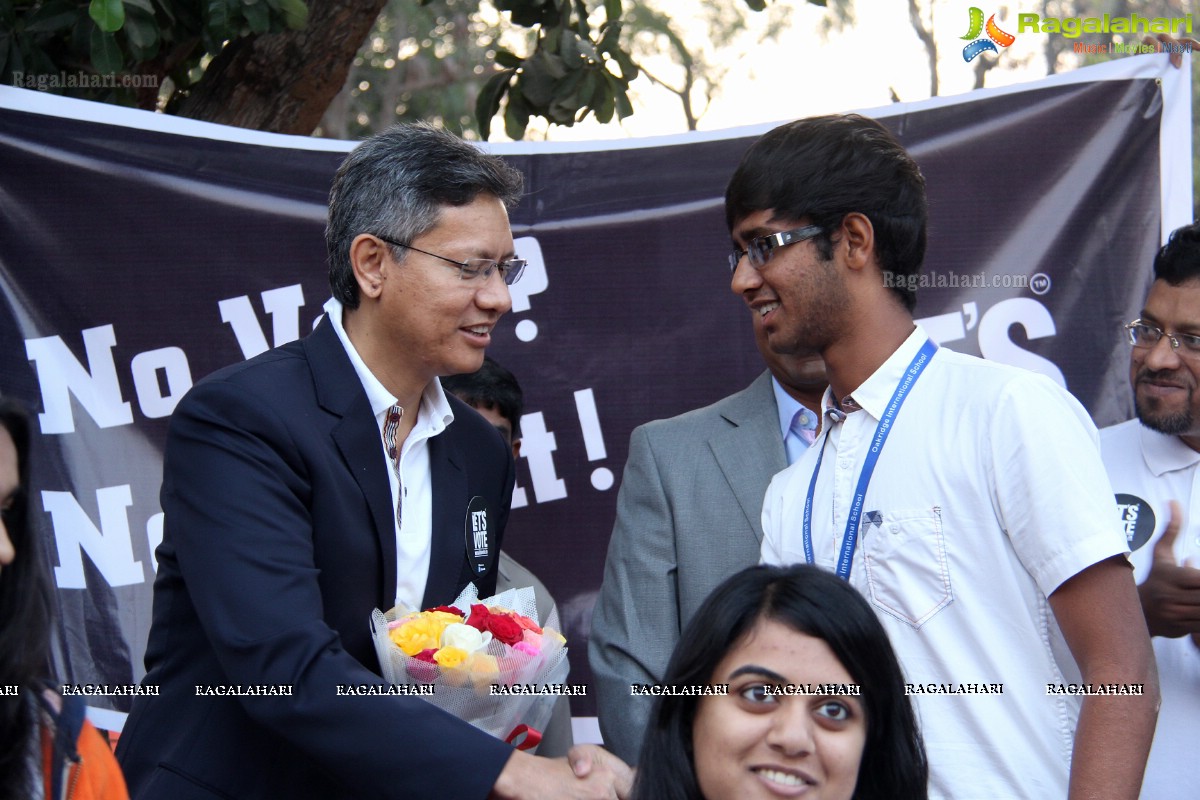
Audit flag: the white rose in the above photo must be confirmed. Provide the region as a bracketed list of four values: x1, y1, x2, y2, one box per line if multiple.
[441, 623, 493, 653]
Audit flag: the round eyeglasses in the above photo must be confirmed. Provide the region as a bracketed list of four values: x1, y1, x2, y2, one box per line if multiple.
[728, 225, 823, 272]
[375, 235, 526, 285]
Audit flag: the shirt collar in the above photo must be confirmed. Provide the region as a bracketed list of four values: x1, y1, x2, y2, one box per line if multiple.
[772, 376, 805, 442]
[322, 297, 454, 432]
[821, 325, 929, 421]
[1138, 421, 1200, 477]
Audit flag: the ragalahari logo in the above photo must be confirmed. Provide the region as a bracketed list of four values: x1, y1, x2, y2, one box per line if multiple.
[962, 7, 1016, 62]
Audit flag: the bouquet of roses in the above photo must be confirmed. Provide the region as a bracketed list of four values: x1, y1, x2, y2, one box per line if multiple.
[370, 584, 568, 751]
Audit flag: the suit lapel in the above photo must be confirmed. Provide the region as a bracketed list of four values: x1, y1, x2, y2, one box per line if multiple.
[305, 318, 398, 604]
[708, 371, 788, 544]
[422, 429, 469, 608]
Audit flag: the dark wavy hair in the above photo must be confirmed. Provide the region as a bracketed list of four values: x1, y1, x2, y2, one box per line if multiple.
[725, 114, 927, 311]
[0, 397, 51, 800]
[631, 564, 927, 800]
[1153, 221, 1200, 285]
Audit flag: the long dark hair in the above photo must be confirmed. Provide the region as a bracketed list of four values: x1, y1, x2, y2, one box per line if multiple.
[632, 564, 927, 800]
[0, 397, 51, 800]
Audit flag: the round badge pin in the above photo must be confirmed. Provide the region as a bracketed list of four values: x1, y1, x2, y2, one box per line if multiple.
[1114, 493, 1156, 552]
[464, 496, 496, 577]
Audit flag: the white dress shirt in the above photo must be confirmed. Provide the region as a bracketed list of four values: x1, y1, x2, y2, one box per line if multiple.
[1101, 419, 1200, 800]
[762, 325, 1127, 800]
[323, 297, 454, 609]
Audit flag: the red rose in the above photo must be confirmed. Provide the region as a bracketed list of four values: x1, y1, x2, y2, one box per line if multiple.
[408, 649, 440, 683]
[431, 605, 464, 617]
[487, 614, 525, 646]
[465, 604, 491, 632]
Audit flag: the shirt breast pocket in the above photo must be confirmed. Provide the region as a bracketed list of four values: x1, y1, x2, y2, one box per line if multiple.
[862, 507, 952, 628]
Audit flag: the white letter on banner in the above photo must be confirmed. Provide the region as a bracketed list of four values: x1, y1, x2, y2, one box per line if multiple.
[519, 412, 567, 503]
[43, 486, 145, 588]
[25, 325, 133, 434]
[131, 347, 193, 418]
[219, 284, 306, 360]
[978, 298, 1067, 388]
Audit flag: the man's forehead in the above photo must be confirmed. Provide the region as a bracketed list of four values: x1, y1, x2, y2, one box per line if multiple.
[732, 209, 804, 239]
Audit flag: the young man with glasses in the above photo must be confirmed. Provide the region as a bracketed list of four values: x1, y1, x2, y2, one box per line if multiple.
[1101, 221, 1200, 799]
[118, 123, 631, 800]
[743, 114, 1157, 799]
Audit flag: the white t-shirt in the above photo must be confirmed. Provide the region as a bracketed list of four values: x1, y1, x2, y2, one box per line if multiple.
[762, 325, 1128, 800]
[1101, 419, 1200, 800]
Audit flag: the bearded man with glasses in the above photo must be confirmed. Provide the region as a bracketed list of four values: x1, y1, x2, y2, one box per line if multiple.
[1101, 221, 1200, 800]
[118, 123, 632, 800]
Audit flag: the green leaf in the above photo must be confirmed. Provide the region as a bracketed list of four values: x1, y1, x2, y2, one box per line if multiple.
[207, 0, 232, 38]
[89, 25, 123, 73]
[518, 59, 554, 107]
[123, 10, 158, 49]
[742, 0, 766, 10]
[242, 0, 269, 34]
[610, 47, 638, 81]
[559, 29, 578, 62]
[24, 1, 82, 33]
[613, 85, 632, 119]
[277, 0, 307, 29]
[123, 0, 154, 14]
[494, 48, 522, 69]
[594, 71, 616, 122]
[596, 22, 620, 54]
[504, 92, 529, 140]
[603, 0, 619, 21]
[89, 0, 125, 32]
[474, 68, 512, 140]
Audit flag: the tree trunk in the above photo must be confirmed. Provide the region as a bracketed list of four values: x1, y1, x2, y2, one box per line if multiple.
[176, 0, 388, 134]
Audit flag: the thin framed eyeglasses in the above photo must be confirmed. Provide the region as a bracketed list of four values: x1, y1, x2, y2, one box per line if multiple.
[1124, 319, 1200, 356]
[728, 224, 823, 273]
[374, 235, 526, 285]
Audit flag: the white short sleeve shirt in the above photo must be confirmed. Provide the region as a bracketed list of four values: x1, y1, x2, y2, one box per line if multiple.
[1101, 419, 1200, 800]
[761, 326, 1128, 800]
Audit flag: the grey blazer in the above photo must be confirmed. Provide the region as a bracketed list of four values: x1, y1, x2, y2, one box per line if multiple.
[588, 370, 787, 763]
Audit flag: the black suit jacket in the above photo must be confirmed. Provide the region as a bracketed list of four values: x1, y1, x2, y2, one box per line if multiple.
[117, 318, 516, 799]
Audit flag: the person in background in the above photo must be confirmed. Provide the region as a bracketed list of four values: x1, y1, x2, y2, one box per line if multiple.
[631, 564, 926, 800]
[443, 356, 575, 758]
[1100, 222, 1200, 799]
[0, 396, 129, 800]
[591, 313, 827, 763]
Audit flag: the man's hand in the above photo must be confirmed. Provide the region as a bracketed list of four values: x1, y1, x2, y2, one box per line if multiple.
[1138, 500, 1200, 637]
[489, 746, 633, 800]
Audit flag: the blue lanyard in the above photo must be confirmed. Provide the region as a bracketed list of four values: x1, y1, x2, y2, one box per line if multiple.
[802, 338, 938, 579]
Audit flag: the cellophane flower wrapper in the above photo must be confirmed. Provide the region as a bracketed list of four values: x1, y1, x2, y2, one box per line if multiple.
[370, 584, 569, 751]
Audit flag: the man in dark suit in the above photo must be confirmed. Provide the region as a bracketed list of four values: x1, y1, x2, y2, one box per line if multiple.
[117, 124, 630, 800]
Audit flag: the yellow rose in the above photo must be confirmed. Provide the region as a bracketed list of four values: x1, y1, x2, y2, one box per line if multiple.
[427, 611, 465, 627]
[434, 646, 469, 669]
[390, 617, 444, 656]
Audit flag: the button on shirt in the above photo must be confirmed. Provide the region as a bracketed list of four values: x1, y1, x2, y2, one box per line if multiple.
[323, 297, 454, 609]
[761, 325, 1127, 800]
[773, 378, 820, 466]
[1101, 419, 1200, 800]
